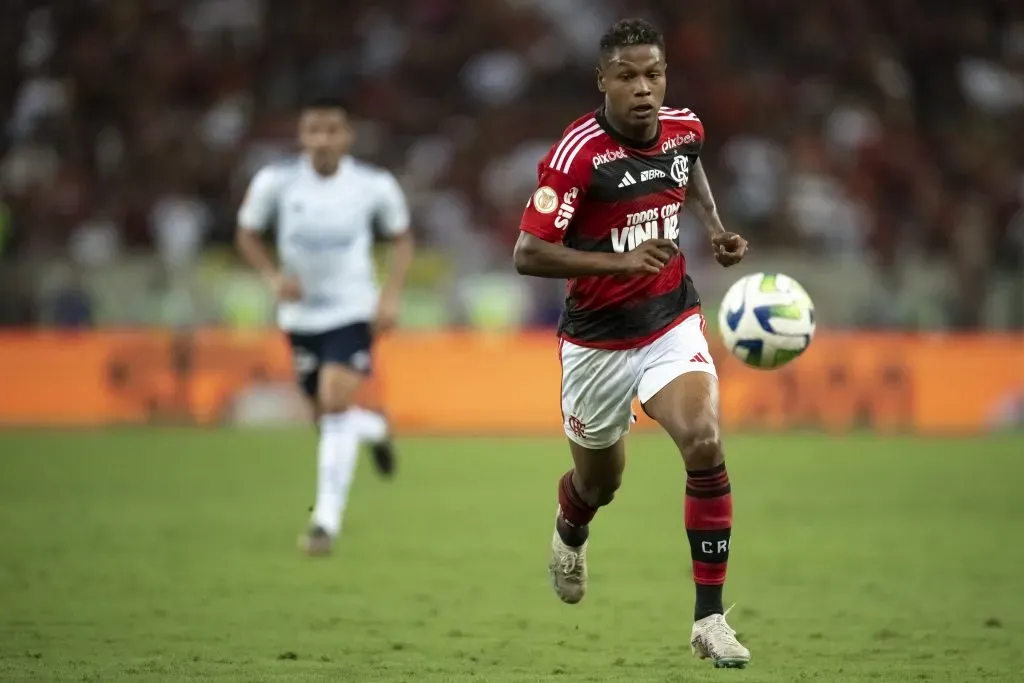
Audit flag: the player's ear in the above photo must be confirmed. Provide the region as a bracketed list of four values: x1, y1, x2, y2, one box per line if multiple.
[596, 65, 606, 94]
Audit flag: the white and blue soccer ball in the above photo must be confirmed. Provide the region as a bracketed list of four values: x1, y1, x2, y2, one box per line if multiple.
[718, 272, 815, 370]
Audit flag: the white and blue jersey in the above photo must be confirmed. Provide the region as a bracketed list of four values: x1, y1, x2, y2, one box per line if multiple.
[238, 154, 410, 334]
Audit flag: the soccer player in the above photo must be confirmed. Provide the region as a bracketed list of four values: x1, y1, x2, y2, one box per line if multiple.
[513, 20, 751, 668]
[236, 95, 414, 556]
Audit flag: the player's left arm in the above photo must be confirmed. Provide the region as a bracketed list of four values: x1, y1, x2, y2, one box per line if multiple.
[373, 172, 415, 335]
[687, 158, 748, 267]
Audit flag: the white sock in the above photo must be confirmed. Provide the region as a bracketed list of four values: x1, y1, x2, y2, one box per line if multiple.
[310, 411, 360, 537]
[348, 407, 389, 444]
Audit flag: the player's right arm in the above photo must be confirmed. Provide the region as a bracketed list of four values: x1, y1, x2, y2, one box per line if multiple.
[235, 166, 301, 301]
[513, 164, 676, 278]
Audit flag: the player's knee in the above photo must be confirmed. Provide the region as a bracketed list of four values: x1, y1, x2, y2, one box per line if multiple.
[318, 367, 362, 414]
[576, 472, 621, 508]
[592, 482, 619, 508]
[678, 421, 723, 471]
[318, 387, 352, 415]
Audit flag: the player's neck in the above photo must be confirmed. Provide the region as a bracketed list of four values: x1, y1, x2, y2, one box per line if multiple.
[599, 106, 659, 149]
[305, 154, 344, 178]
[311, 162, 339, 177]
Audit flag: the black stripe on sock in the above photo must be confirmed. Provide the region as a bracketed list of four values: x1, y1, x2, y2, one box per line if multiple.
[685, 483, 732, 498]
[685, 462, 726, 478]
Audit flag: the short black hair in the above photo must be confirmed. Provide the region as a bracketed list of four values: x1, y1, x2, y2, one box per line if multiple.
[600, 18, 665, 59]
[302, 93, 347, 112]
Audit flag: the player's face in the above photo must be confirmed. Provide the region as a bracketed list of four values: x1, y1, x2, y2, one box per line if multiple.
[598, 45, 667, 136]
[298, 108, 351, 174]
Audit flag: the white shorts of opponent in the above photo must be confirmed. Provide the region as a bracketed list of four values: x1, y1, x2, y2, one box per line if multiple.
[559, 313, 717, 449]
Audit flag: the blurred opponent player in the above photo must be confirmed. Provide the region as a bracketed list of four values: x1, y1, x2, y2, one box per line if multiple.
[513, 20, 751, 667]
[236, 95, 414, 556]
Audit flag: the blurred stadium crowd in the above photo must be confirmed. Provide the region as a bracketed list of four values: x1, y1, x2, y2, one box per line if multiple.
[1, 0, 1022, 329]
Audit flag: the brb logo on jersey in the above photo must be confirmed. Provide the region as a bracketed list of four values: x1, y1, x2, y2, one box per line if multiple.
[670, 155, 690, 187]
[611, 202, 681, 253]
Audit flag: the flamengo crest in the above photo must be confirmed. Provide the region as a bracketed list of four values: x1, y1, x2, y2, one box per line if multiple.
[670, 154, 690, 187]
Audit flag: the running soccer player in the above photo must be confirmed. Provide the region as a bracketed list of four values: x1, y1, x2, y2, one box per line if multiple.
[236, 95, 414, 556]
[513, 20, 751, 668]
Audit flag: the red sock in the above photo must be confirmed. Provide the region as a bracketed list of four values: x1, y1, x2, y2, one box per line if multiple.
[685, 463, 732, 618]
[557, 470, 596, 545]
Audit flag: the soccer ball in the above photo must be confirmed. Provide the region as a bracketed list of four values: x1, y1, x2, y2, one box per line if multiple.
[717, 272, 815, 370]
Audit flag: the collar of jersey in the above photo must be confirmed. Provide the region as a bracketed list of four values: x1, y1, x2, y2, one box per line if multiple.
[595, 106, 661, 151]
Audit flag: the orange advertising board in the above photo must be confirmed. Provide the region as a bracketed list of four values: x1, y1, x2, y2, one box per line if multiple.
[0, 330, 1021, 434]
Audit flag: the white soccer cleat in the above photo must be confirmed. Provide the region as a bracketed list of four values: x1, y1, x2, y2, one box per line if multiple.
[690, 607, 751, 669]
[548, 528, 588, 604]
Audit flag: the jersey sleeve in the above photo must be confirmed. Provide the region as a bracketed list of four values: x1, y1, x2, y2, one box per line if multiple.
[373, 172, 411, 238]
[519, 160, 586, 244]
[237, 167, 281, 232]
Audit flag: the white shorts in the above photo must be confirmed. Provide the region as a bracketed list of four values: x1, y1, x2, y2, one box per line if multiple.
[559, 314, 717, 449]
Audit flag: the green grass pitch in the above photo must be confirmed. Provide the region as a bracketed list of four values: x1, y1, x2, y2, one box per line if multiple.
[1, 430, 1022, 682]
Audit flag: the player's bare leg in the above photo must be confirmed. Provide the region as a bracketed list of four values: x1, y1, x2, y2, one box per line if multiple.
[299, 363, 363, 556]
[643, 371, 750, 668]
[550, 439, 625, 604]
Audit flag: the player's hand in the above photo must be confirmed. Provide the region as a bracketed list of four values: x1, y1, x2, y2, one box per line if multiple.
[712, 232, 748, 267]
[267, 273, 303, 302]
[620, 238, 679, 276]
[373, 293, 400, 336]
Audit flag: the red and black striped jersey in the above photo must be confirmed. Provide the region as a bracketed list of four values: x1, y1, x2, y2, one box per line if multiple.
[520, 106, 705, 350]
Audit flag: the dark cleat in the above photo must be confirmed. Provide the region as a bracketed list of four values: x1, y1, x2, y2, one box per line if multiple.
[370, 440, 396, 477]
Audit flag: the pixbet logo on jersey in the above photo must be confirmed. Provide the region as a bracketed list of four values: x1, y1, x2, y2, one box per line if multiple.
[592, 147, 628, 168]
[611, 202, 681, 253]
[661, 131, 698, 154]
